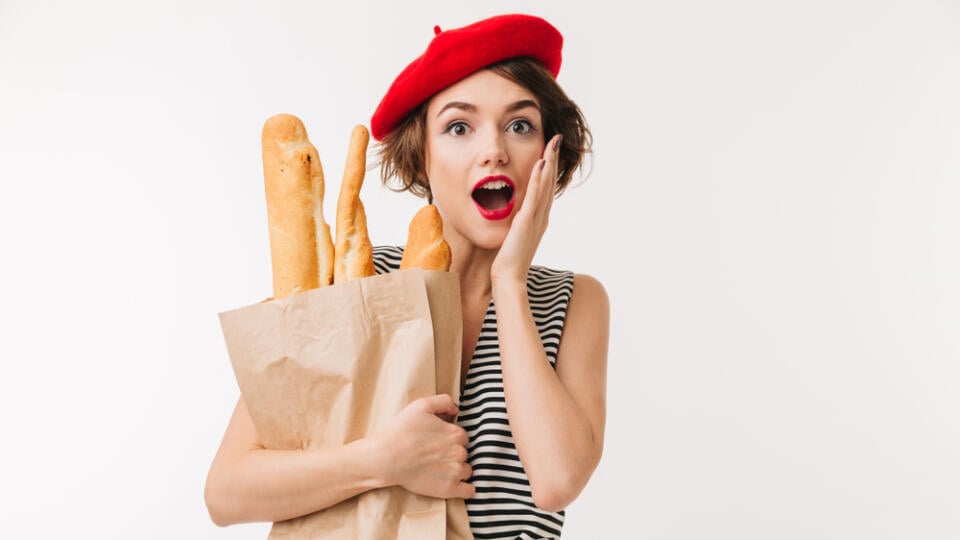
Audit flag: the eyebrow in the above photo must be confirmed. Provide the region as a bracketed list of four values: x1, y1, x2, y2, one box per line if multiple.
[435, 99, 540, 118]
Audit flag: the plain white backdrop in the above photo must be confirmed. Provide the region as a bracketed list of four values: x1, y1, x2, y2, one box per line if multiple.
[1, 0, 959, 538]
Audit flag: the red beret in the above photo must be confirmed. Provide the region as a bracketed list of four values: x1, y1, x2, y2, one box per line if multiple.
[370, 14, 563, 141]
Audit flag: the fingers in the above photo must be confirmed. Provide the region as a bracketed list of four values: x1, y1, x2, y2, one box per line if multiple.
[449, 462, 474, 499]
[541, 133, 562, 199]
[522, 158, 545, 210]
[529, 134, 562, 204]
[453, 481, 476, 499]
[417, 393, 459, 417]
[453, 425, 469, 446]
[451, 464, 475, 500]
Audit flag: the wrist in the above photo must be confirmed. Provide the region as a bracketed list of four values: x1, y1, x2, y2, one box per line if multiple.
[491, 274, 527, 297]
[352, 435, 393, 490]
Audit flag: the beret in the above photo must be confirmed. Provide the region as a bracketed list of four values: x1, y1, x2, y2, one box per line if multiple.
[370, 14, 563, 141]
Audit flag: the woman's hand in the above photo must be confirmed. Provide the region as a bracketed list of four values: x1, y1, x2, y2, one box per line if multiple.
[491, 134, 563, 284]
[373, 394, 475, 500]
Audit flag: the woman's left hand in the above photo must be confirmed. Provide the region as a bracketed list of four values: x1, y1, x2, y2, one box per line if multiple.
[491, 134, 563, 285]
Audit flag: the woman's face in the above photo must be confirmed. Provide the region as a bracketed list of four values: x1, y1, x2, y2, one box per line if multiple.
[424, 69, 546, 251]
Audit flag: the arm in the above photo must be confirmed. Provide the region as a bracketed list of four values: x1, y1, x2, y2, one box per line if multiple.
[492, 272, 609, 512]
[205, 394, 474, 526]
[489, 133, 609, 511]
[204, 396, 383, 526]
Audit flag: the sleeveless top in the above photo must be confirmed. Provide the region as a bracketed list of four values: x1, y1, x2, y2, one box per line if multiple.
[373, 246, 575, 540]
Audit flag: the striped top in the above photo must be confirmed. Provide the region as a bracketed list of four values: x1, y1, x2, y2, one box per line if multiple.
[373, 246, 575, 540]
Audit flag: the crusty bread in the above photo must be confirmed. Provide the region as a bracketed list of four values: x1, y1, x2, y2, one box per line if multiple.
[334, 125, 375, 283]
[400, 204, 451, 272]
[262, 114, 335, 299]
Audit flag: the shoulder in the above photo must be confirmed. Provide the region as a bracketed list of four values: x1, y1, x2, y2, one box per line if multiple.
[567, 273, 610, 325]
[372, 245, 404, 274]
[572, 274, 608, 306]
[526, 268, 608, 328]
[527, 265, 575, 293]
[555, 273, 610, 372]
[527, 267, 606, 306]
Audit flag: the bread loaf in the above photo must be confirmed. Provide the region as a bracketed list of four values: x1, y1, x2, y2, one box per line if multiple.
[261, 114, 335, 299]
[334, 125, 375, 283]
[400, 204, 451, 272]
[264, 118, 446, 291]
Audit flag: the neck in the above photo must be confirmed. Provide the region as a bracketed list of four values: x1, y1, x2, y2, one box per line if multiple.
[447, 234, 496, 300]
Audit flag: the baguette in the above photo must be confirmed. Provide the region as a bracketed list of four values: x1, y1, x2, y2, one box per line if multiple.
[261, 114, 335, 299]
[400, 204, 451, 272]
[334, 125, 375, 283]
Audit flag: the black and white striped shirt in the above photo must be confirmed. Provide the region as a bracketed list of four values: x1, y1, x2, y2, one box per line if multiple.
[373, 246, 574, 540]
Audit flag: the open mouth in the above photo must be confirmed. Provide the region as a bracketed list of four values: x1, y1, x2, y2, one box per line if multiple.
[472, 176, 515, 220]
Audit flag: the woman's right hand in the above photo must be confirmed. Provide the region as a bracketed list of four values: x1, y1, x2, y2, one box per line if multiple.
[374, 394, 475, 500]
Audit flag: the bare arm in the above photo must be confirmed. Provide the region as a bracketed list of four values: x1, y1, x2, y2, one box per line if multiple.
[205, 394, 474, 526]
[204, 397, 383, 526]
[492, 272, 609, 512]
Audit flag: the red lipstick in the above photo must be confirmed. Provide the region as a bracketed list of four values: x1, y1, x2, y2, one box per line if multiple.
[472, 175, 515, 221]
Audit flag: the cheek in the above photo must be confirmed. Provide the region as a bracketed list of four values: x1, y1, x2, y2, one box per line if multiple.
[528, 139, 547, 161]
[424, 137, 452, 181]
[423, 159, 456, 207]
[425, 144, 470, 188]
[512, 137, 545, 164]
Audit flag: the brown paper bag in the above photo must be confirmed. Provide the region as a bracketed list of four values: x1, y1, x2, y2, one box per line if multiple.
[219, 269, 473, 540]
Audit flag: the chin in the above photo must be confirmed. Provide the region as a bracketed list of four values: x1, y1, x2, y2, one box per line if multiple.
[466, 224, 510, 252]
[463, 234, 503, 252]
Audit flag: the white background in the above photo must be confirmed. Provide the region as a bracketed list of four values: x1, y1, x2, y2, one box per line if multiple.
[1, 1, 959, 538]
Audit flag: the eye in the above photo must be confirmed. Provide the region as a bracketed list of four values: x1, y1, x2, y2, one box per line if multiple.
[443, 121, 471, 137]
[508, 119, 536, 135]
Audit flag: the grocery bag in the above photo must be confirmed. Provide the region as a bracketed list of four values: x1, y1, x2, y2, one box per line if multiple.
[219, 269, 473, 539]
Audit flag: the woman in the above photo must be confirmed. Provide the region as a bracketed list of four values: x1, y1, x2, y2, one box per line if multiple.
[206, 14, 608, 539]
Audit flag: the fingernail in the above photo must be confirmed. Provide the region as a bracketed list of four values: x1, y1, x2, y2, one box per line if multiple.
[538, 159, 546, 171]
[553, 134, 563, 151]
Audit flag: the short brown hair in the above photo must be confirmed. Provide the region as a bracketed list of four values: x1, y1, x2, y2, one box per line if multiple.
[377, 57, 593, 199]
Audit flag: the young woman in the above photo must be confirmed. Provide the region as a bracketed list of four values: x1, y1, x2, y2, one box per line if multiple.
[206, 14, 608, 539]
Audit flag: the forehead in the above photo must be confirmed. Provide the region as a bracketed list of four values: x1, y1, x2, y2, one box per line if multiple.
[426, 69, 539, 116]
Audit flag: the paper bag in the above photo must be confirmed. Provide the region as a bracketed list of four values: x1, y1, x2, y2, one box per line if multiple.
[219, 269, 473, 540]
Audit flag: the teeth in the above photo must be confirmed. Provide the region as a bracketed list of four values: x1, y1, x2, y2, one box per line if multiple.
[479, 180, 508, 190]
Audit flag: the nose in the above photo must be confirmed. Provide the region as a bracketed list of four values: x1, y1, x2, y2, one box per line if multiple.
[479, 128, 508, 168]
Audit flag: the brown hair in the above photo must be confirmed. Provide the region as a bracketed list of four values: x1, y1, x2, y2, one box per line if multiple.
[377, 57, 593, 199]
